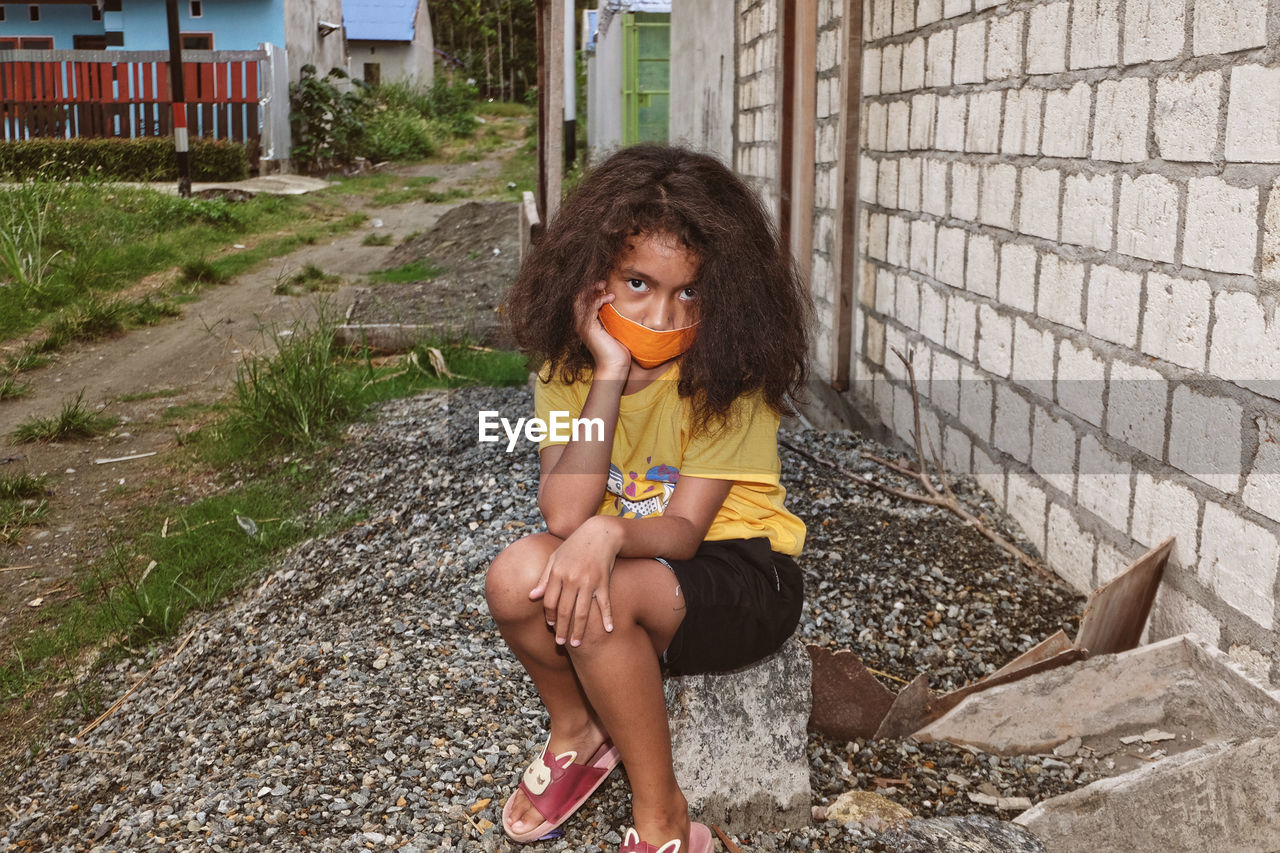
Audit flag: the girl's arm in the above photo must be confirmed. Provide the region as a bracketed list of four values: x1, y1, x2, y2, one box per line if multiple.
[533, 474, 732, 648]
[537, 283, 632, 535]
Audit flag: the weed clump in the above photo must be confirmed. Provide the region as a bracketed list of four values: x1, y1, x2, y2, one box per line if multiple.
[11, 391, 118, 443]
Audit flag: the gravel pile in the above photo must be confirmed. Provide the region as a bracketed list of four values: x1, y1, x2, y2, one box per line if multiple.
[3, 386, 1098, 852]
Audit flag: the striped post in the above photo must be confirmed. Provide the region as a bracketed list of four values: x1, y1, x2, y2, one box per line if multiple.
[165, 0, 191, 196]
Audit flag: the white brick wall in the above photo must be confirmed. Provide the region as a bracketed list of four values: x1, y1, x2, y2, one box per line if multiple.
[1122, 0, 1185, 65]
[1225, 66, 1280, 163]
[1192, 0, 1268, 56]
[1078, 434, 1132, 527]
[979, 164, 1017, 231]
[1019, 168, 1061, 241]
[1154, 72, 1221, 163]
[1085, 264, 1142, 347]
[1209, 292, 1280, 398]
[1002, 89, 1042, 156]
[1243, 414, 1280, 524]
[1093, 78, 1150, 163]
[1200, 501, 1278, 630]
[952, 162, 980, 220]
[966, 91, 1003, 154]
[1036, 252, 1084, 329]
[1056, 337, 1106, 427]
[1168, 385, 1243, 494]
[998, 243, 1037, 313]
[845, 0, 1280, 680]
[967, 234, 998, 298]
[1116, 173, 1179, 262]
[954, 20, 986, 85]
[1132, 472, 1200, 568]
[1141, 272, 1209, 371]
[986, 12, 1022, 81]
[1070, 0, 1120, 70]
[1027, 1, 1069, 75]
[1061, 172, 1115, 252]
[1042, 83, 1092, 159]
[1106, 360, 1166, 459]
[1183, 176, 1259, 276]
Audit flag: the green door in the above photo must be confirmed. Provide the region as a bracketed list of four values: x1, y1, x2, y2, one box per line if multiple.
[622, 12, 669, 144]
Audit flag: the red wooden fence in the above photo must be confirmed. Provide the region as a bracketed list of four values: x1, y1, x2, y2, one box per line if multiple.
[0, 50, 263, 145]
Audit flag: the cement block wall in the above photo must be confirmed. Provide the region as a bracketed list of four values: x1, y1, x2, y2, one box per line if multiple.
[738, 0, 1280, 686]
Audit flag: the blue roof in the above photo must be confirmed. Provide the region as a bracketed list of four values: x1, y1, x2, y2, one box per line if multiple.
[344, 0, 418, 42]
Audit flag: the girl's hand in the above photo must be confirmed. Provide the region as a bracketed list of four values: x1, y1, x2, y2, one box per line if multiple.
[529, 517, 617, 647]
[575, 282, 631, 377]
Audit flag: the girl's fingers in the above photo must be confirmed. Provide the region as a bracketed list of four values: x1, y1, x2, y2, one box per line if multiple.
[554, 590, 578, 645]
[568, 590, 594, 647]
[528, 561, 552, 602]
[596, 590, 614, 634]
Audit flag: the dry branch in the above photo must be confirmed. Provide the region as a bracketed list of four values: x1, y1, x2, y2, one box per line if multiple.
[783, 347, 1056, 584]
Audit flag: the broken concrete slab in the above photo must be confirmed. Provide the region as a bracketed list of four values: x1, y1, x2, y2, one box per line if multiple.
[808, 645, 897, 739]
[877, 814, 1046, 852]
[914, 634, 1280, 754]
[1015, 730, 1280, 853]
[665, 638, 811, 831]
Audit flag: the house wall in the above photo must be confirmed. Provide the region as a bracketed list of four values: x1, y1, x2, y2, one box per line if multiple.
[284, 0, 346, 82]
[738, 0, 1280, 687]
[114, 0, 285, 50]
[0, 3, 100, 48]
[586, 8, 625, 160]
[669, 0, 736, 164]
[734, 0, 781, 222]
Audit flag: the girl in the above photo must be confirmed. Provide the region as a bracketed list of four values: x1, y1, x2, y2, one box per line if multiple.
[486, 144, 811, 853]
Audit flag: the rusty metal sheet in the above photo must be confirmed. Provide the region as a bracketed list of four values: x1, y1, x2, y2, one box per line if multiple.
[1076, 537, 1175, 657]
[807, 645, 897, 740]
[873, 673, 934, 740]
[989, 630, 1075, 680]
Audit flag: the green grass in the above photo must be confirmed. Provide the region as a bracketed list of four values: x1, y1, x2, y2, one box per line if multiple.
[0, 472, 50, 545]
[368, 259, 445, 284]
[476, 100, 533, 118]
[288, 263, 343, 292]
[10, 391, 118, 443]
[370, 185, 470, 206]
[361, 232, 394, 247]
[0, 375, 29, 400]
[116, 388, 183, 403]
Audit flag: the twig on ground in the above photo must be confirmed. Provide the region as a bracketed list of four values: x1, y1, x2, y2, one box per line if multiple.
[712, 824, 747, 853]
[782, 347, 1056, 584]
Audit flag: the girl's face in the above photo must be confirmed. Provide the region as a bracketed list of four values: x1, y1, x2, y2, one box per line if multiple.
[605, 231, 700, 331]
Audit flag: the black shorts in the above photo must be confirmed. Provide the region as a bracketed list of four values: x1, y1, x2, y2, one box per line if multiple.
[657, 538, 804, 676]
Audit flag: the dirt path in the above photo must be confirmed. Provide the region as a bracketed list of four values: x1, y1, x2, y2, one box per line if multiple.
[0, 150, 515, 644]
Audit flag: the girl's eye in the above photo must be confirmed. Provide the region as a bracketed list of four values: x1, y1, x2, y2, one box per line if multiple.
[625, 279, 647, 292]
[680, 287, 698, 301]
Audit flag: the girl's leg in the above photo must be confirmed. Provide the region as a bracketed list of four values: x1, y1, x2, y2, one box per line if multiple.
[485, 533, 611, 834]
[566, 557, 691, 847]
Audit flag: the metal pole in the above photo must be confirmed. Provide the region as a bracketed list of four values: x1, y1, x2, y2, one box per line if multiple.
[165, 0, 191, 197]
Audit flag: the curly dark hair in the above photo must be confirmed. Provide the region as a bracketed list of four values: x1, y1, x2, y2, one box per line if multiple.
[503, 144, 812, 433]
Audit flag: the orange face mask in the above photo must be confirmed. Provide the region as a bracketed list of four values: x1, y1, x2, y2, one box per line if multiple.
[597, 303, 699, 368]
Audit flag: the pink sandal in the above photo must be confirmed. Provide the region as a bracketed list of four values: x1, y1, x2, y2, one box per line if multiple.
[619, 822, 714, 853]
[501, 736, 622, 843]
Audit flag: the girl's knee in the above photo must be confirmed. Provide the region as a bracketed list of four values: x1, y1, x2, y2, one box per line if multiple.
[485, 533, 559, 622]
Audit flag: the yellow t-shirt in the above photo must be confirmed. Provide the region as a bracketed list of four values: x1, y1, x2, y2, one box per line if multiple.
[533, 364, 806, 556]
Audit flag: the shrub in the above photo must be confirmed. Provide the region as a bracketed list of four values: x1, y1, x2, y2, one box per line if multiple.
[361, 108, 437, 162]
[289, 65, 370, 173]
[0, 137, 249, 181]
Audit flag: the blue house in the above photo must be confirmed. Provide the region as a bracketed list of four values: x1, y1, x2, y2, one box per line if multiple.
[344, 0, 433, 87]
[0, 0, 348, 83]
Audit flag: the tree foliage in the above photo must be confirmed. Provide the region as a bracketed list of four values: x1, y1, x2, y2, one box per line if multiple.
[430, 0, 539, 102]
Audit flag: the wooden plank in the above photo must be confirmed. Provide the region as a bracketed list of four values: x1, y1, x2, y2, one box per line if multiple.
[1075, 537, 1175, 657]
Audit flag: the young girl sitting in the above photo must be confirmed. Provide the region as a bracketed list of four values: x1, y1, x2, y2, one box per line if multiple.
[486, 144, 811, 853]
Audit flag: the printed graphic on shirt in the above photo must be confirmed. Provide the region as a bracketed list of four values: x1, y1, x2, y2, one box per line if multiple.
[606, 457, 681, 518]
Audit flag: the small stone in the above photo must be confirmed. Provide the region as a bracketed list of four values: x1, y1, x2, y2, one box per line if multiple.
[1054, 737, 1082, 758]
[825, 790, 913, 826]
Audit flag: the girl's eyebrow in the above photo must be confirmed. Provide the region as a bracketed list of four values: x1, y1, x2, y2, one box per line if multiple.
[619, 266, 693, 286]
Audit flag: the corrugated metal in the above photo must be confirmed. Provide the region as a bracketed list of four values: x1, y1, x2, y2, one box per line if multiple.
[343, 0, 417, 42]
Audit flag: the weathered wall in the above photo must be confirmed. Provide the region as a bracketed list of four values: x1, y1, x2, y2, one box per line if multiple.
[669, 1, 737, 164]
[586, 7, 626, 160]
[850, 0, 1280, 685]
[284, 0, 346, 83]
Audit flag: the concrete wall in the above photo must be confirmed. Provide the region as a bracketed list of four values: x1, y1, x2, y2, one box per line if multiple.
[586, 7, 625, 161]
[284, 0, 346, 83]
[669, 0, 736, 164]
[737, 0, 1280, 686]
